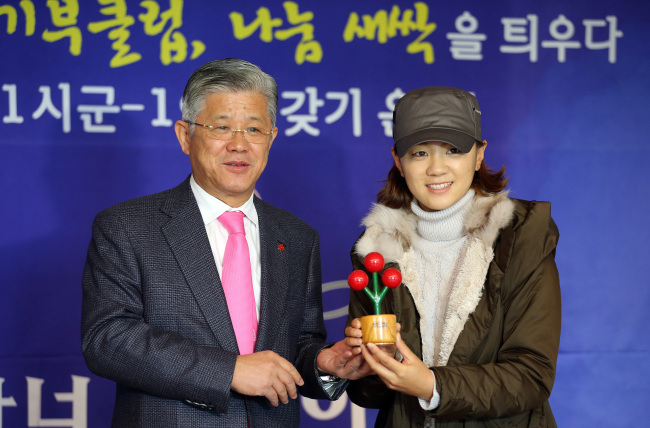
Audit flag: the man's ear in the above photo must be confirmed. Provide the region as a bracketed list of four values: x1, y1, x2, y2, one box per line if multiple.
[268, 126, 279, 150]
[175, 120, 191, 155]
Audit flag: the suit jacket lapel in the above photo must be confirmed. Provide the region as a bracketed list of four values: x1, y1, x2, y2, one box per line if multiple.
[254, 198, 291, 352]
[160, 178, 239, 353]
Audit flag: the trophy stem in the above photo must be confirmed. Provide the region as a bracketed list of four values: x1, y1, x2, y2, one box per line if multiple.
[372, 272, 381, 314]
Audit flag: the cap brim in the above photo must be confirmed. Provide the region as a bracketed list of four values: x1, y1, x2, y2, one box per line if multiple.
[394, 128, 477, 157]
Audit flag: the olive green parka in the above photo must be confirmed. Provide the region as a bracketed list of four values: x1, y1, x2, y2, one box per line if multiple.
[346, 193, 561, 428]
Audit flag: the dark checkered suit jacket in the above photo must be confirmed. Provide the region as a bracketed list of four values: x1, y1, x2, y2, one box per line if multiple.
[81, 177, 335, 427]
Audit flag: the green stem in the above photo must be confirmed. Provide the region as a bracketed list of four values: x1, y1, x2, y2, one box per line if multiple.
[377, 286, 388, 303]
[369, 272, 388, 315]
[373, 272, 380, 314]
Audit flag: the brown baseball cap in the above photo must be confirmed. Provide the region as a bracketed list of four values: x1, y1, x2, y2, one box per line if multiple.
[393, 86, 481, 157]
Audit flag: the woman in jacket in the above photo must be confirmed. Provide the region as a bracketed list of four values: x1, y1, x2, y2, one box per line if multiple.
[344, 86, 561, 427]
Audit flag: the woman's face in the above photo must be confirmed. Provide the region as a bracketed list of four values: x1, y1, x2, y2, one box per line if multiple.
[393, 141, 486, 212]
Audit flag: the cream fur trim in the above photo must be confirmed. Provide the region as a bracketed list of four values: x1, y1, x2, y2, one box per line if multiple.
[355, 204, 417, 262]
[436, 236, 493, 366]
[356, 192, 513, 262]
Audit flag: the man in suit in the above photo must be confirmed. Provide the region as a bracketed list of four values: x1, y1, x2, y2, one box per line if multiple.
[81, 58, 369, 427]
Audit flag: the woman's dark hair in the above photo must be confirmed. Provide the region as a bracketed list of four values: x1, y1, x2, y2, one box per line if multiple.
[376, 141, 508, 209]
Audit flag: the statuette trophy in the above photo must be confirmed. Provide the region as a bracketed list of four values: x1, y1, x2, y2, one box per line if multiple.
[347, 252, 402, 345]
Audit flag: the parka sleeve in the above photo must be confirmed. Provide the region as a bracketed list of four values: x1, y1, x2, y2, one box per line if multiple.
[429, 201, 561, 419]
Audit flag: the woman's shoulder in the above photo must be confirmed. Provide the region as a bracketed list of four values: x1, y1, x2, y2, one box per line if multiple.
[465, 191, 516, 248]
[508, 198, 559, 242]
[493, 197, 560, 280]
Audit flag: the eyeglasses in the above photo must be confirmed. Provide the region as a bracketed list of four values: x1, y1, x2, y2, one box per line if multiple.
[184, 121, 273, 144]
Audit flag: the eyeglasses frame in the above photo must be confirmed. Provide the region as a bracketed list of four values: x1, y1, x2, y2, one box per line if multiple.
[183, 120, 274, 144]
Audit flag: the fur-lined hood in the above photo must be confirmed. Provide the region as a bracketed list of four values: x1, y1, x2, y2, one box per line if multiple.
[354, 191, 515, 261]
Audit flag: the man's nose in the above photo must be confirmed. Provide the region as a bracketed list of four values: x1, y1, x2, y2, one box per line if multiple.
[225, 131, 249, 150]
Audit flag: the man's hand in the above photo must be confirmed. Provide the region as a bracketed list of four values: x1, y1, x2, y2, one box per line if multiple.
[231, 351, 304, 407]
[316, 339, 374, 380]
[343, 318, 364, 355]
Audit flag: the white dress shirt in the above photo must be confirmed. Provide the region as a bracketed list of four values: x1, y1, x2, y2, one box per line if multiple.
[189, 176, 261, 320]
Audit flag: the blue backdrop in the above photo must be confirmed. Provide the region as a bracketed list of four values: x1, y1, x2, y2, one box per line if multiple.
[1, 1, 648, 427]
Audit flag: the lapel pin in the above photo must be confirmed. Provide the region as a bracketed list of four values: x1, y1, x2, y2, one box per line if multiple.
[278, 243, 286, 251]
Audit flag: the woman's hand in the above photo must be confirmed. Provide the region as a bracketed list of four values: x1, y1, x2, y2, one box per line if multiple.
[360, 332, 434, 401]
[344, 319, 401, 357]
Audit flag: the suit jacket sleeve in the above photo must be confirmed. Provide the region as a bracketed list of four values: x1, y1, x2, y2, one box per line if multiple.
[291, 229, 342, 400]
[252, 201, 338, 401]
[81, 206, 237, 414]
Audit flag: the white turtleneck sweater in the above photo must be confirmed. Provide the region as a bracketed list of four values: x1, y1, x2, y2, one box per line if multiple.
[408, 189, 475, 414]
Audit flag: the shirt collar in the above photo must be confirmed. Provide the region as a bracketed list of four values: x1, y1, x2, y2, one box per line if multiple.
[190, 175, 258, 226]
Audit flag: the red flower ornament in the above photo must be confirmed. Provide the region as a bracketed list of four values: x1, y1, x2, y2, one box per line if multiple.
[347, 252, 402, 315]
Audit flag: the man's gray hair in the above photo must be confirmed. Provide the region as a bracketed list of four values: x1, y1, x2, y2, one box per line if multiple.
[181, 58, 278, 131]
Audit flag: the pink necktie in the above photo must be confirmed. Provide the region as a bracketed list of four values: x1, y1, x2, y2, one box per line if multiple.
[218, 211, 257, 355]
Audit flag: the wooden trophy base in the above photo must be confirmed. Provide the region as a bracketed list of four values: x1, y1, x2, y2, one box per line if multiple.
[360, 314, 396, 345]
